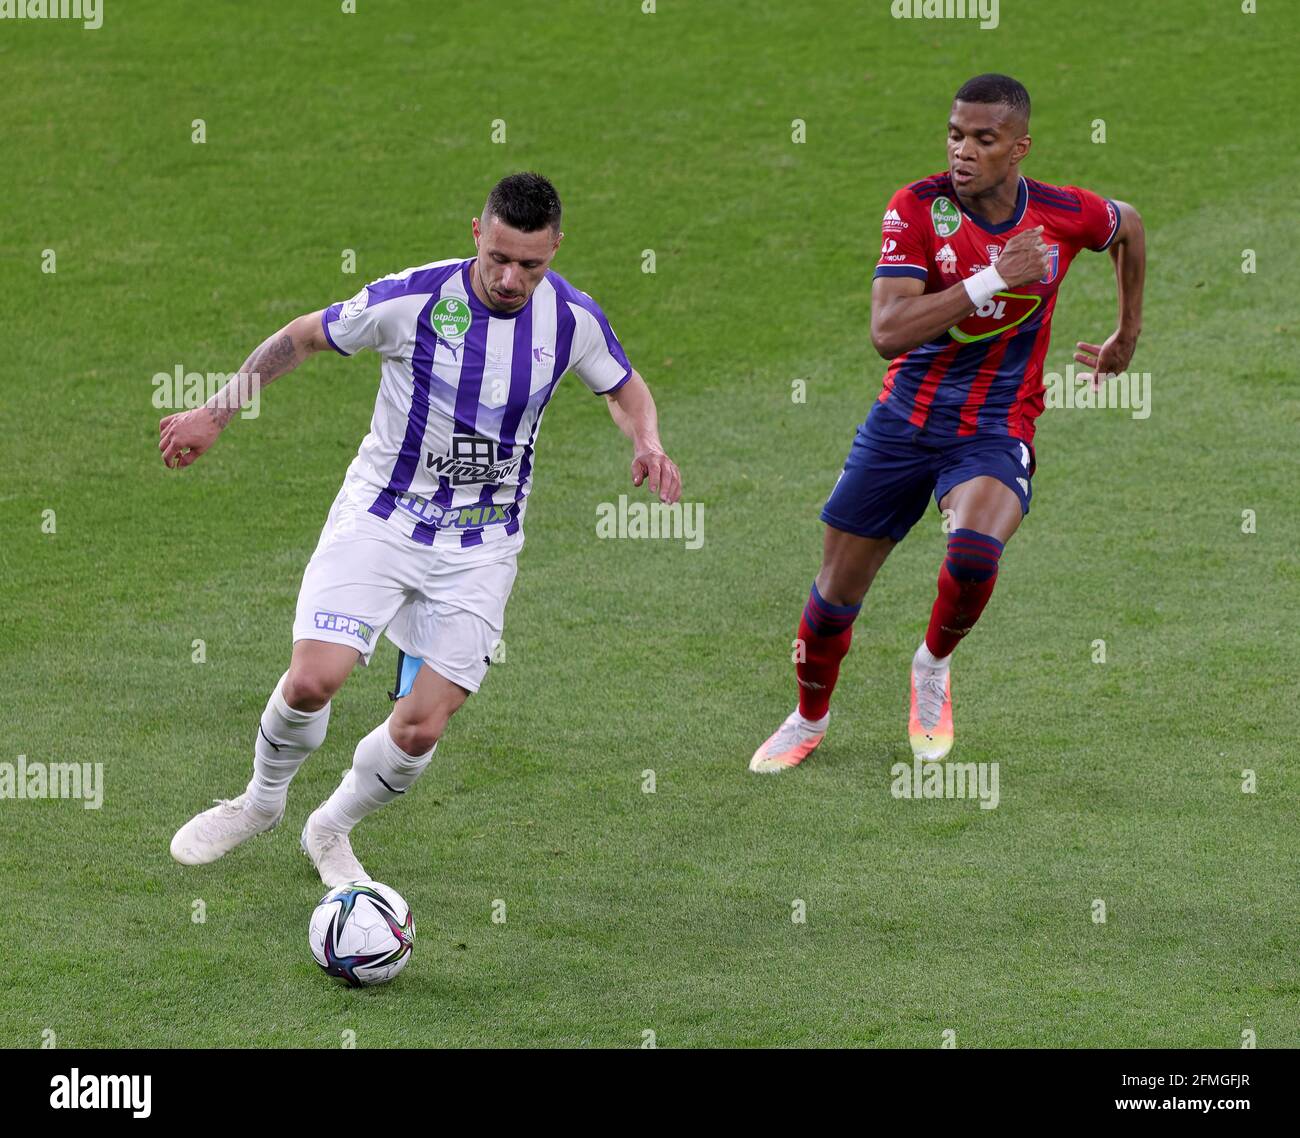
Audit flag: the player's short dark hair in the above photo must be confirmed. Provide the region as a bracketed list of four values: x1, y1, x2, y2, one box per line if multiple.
[483, 172, 562, 234]
[953, 73, 1031, 125]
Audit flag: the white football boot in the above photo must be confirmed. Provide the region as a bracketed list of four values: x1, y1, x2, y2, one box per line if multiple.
[300, 808, 369, 888]
[909, 644, 954, 761]
[748, 710, 829, 773]
[170, 794, 283, 865]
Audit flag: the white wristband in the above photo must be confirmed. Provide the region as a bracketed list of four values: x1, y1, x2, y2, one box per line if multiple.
[962, 263, 1008, 309]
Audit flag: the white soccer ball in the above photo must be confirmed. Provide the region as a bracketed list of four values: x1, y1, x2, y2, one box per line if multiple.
[309, 881, 414, 987]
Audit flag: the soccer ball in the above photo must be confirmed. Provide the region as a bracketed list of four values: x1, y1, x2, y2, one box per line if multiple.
[309, 881, 414, 987]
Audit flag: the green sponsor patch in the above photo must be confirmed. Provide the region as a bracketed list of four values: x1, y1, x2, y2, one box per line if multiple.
[931, 196, 962, 237]
[431, 296, 472, 340]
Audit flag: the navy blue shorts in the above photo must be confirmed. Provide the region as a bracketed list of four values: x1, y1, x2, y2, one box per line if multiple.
[820, 404, 1036, 542]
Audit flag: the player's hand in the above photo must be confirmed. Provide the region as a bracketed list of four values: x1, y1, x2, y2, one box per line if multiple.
[996, 225, 1051, 288]
[631, 449, 682, 504]
[159, 409, 221, 469]
[1074, 330, 1137, 389]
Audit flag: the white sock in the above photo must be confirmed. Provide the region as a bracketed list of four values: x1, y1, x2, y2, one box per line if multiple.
[914, 641, 949, 670]
[314, 717, 435, 835]
[795, 709, 829, 731]
[246, 672, 331, 816]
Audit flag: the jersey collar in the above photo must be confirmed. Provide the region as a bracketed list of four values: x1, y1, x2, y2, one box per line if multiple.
[955, 176, 1028, 235]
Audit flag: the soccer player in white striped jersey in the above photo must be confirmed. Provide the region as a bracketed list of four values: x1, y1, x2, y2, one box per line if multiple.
[164, 172, 681, 886]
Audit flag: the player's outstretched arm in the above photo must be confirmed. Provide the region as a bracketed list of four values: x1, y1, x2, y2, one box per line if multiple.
[158, 309, 330, 469]
[870, 226, 1050, 359]
[604, 370, 682, 504]
[1074, 201, 1145, 384]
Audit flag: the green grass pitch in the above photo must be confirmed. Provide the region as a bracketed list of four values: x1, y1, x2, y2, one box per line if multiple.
[1, 0, 1297, 1048]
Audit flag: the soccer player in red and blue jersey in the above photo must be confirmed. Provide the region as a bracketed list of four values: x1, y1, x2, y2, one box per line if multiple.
[750, 73, 1146, 772]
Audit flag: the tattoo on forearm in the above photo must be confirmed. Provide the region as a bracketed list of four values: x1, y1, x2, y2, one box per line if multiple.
[206, 402, 237, 430]
[205, 331, 299, 428]
[247, 332, 298, 379]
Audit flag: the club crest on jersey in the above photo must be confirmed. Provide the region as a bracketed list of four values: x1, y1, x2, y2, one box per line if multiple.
[426, 434, 521, 486]
[1040, 244, 1059, 284]
[931, 197, 961, 237]
[431, 297, 472, 341]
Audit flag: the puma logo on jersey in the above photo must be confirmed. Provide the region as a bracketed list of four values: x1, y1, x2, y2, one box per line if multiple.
[434, 333, 465, 359]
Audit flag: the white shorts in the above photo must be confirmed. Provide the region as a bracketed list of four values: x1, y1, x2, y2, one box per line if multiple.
[291, 487, 519, 693]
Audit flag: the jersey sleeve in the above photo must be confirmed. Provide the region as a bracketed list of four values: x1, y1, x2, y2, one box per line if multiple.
[321, 278, 406, 358]
[873, 187, 932, 283]
[564, 293, 633, 395]
[1068, 188, 1121, 253]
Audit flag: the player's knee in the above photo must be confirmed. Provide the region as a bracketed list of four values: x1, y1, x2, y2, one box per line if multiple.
[944, 529, 1005, 583]
[388, 715, 445, 757]
[815, 553, 875, 606]
[814, 573, 865, 608]
[282, 668, 340, 712]
[818, 533, 892, 606]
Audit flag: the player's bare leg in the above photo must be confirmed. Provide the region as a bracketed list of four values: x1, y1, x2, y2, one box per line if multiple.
[911, 476, 1022, 760]
[302, 663, 469, 887]
[816, 526, 897, 607]
[281, 639, 363, 712]
[750, 527, 895, 772]
[170, 640, 359, 866]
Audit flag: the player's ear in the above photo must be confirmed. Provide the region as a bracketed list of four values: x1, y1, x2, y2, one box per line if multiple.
[472, 217, 482, 246]
[552, 229, 564, 255]
[1012, 133, 1032, 166]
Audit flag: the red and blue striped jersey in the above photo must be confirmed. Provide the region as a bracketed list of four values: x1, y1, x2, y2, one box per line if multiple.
[873, 172, 1119, 443]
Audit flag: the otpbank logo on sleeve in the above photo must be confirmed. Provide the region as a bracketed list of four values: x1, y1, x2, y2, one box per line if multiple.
[313, 611, 377, 645]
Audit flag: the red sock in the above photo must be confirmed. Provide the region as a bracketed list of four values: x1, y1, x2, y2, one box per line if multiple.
[925, 529, 1004, 658]
[796, 582, 861, 720]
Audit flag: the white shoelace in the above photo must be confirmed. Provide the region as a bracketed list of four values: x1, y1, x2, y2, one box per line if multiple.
[194, 798, 251, 841]
[195, 797, 278, 842]
[914, 669, 948, 730]
[314, 828, 360, 863]
[769, 713, 822, 754]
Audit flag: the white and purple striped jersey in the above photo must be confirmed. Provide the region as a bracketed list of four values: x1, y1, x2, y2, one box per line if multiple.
[321, 257, 632, 555]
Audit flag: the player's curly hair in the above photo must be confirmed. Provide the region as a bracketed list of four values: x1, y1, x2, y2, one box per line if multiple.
[484, 172, 563, 234]
[954, 74, 1031, 124]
